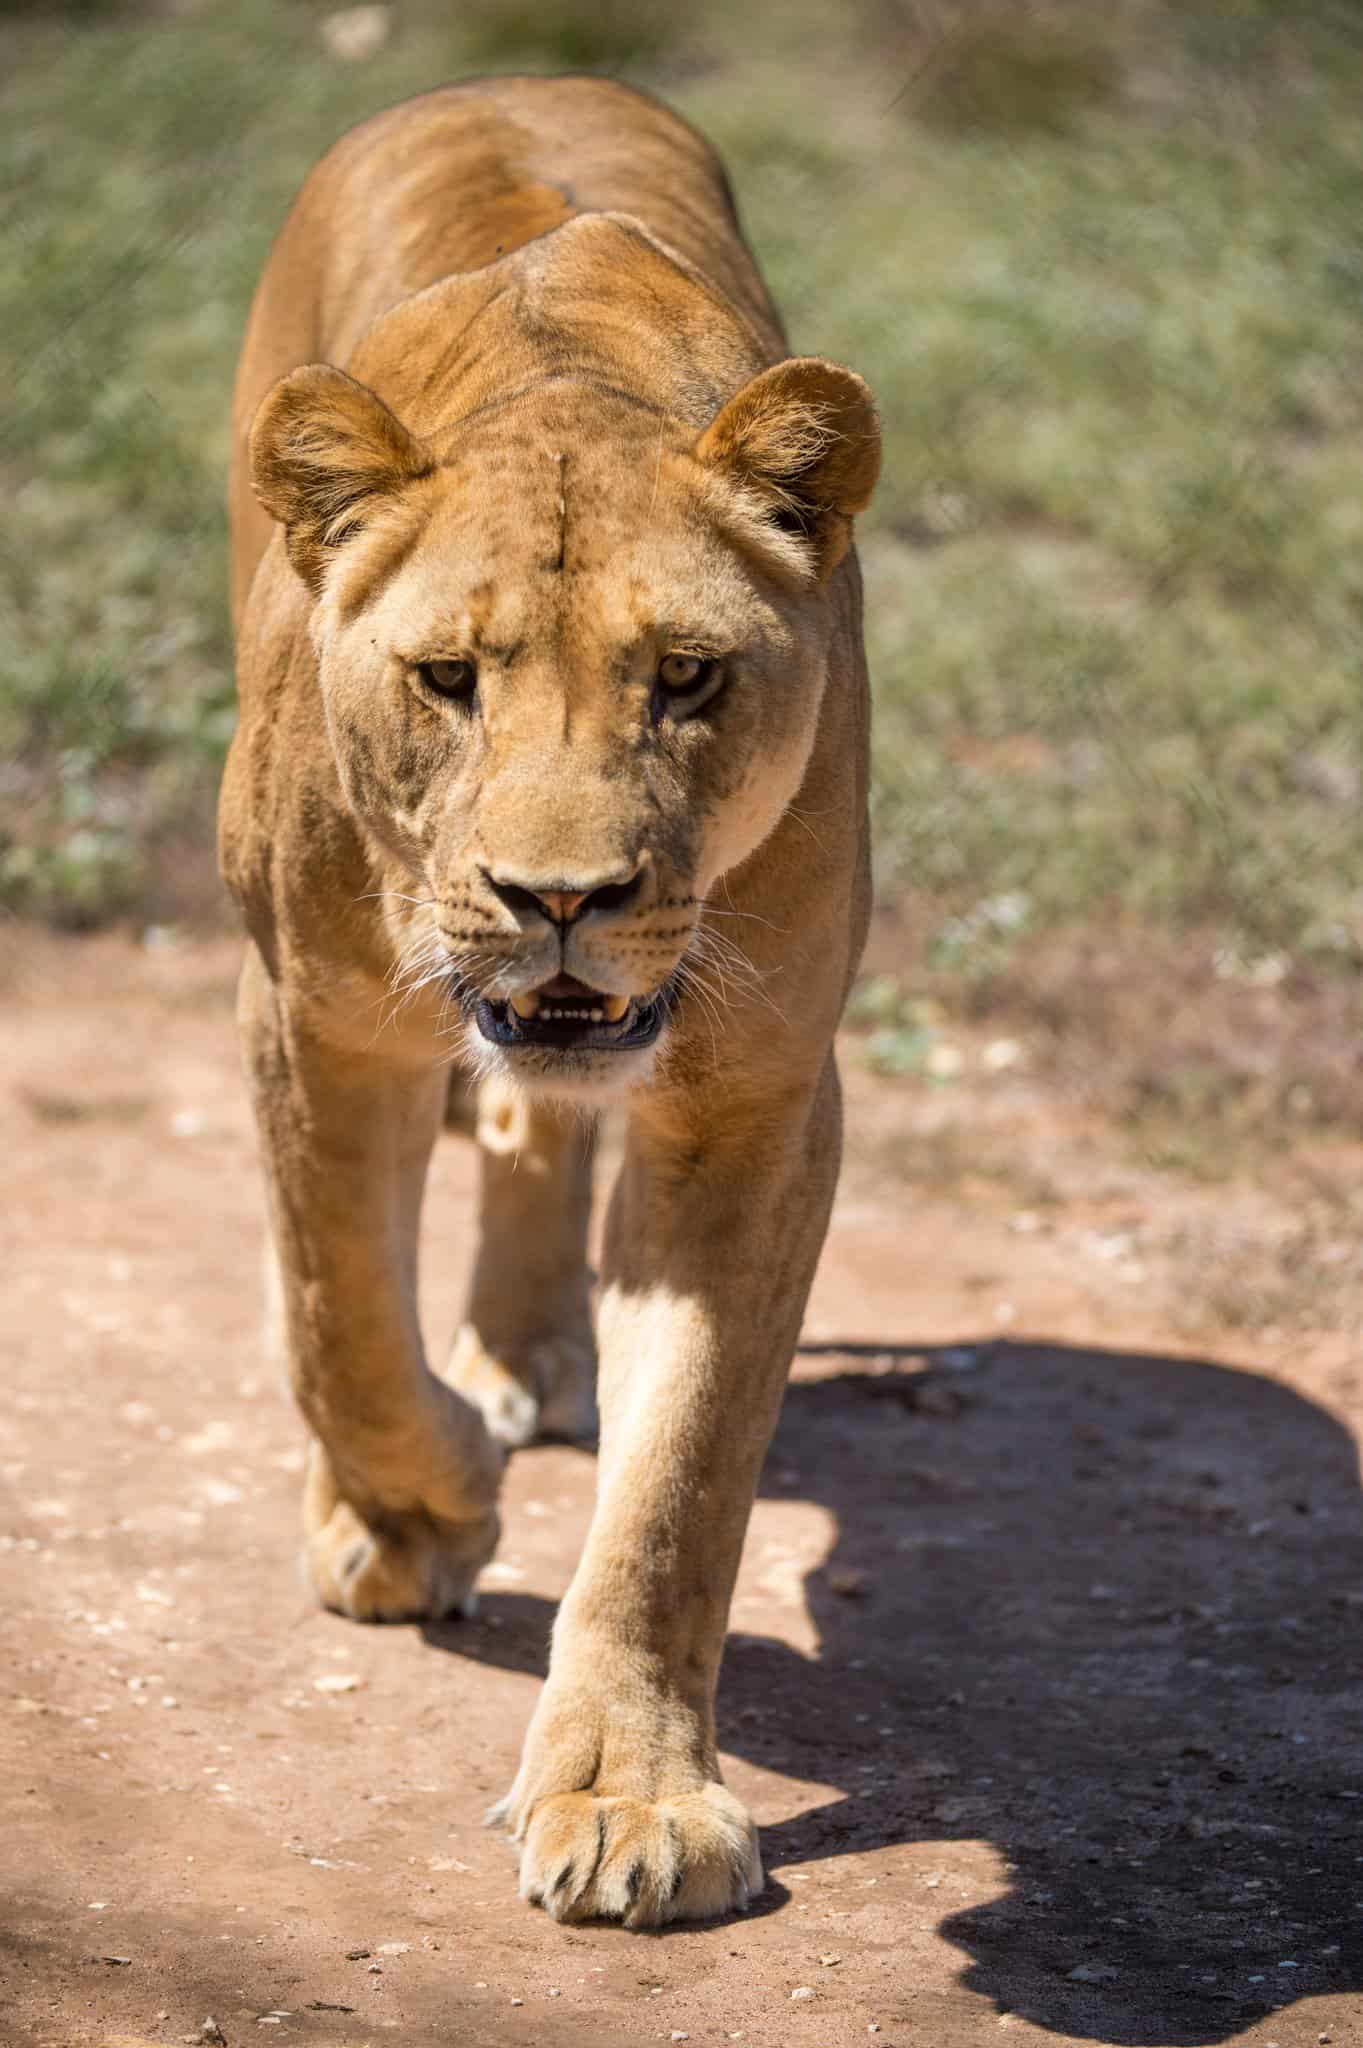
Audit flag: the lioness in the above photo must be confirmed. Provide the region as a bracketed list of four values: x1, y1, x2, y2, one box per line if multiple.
[221, 75, 879, 1926]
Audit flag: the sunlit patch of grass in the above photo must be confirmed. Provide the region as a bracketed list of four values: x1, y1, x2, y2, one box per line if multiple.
[3, 0, 1363, 981]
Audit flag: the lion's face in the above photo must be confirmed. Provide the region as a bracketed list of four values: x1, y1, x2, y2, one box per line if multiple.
[253, 359, 879, 1095]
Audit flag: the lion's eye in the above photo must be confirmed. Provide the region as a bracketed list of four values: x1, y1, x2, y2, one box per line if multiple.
[653, 652, 723, 722]
[657, 652, 710, 693]
[417, 658, 477, 699]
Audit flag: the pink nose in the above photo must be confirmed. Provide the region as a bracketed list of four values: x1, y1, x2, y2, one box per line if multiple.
[535, 889, 590, 925]
[481, 865, 646, 928]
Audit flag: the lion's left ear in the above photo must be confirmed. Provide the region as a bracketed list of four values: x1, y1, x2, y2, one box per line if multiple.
[250, 363, 432, 596]
[694, 357, 881, 579]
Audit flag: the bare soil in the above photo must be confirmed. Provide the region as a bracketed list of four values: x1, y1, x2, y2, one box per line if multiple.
[3, 932, 1361, 2048]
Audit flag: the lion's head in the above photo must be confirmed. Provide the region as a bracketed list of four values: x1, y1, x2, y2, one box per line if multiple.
[250, 223, 879, 1096]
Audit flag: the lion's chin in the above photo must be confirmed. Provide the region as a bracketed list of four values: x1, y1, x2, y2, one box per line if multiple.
[468, 1031, 666, 1104]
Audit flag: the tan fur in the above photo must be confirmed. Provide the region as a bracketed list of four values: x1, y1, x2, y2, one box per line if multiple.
[222, 75, 878, 1926]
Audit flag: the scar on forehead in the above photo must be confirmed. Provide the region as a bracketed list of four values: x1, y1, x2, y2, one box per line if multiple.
[550, 449, 567, 574]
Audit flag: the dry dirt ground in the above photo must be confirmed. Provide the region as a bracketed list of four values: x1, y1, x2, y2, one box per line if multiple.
[3, 933, 1362, 2048]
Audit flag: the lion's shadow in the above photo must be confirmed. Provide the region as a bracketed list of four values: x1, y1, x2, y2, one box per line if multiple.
[424, 1339, 1363, 2044]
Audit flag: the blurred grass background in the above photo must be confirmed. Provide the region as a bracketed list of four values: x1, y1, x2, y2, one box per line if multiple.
[3, 0, 1362, 1138]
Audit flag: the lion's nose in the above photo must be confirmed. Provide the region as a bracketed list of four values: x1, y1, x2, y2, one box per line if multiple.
[482, 864, 645, 928]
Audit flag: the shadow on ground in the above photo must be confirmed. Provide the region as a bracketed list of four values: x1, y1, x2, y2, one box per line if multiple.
[427, 1339, 1363, 2045]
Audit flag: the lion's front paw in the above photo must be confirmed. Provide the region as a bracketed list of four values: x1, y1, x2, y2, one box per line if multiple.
[493, 1782, 762, 1927]
[306, 1489, 499, 1623]
[446, 1323, 597, 1449]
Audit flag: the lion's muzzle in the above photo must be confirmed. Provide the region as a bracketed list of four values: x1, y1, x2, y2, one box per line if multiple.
[474, 972, 675, 1056]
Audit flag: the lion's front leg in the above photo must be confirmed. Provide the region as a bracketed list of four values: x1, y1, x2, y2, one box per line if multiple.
[240, 943, 502, 1622]
[495, 1063, 841, 1924]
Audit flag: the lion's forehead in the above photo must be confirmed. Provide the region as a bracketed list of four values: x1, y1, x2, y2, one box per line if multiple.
[381, 469, 769, 664]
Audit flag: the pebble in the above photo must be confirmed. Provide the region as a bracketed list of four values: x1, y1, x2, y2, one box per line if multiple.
[1067, 1963, 1118, 1983]
[344, 1948, 370, 1960]
[819, 1953, 843, 1966]
[320, 4, 391, 62]
[790, 1985, 815, 2000]
[926, 1042, 964, 1079]
[313, 1672, 363, 1694]
[201, 2025, 227, 2047]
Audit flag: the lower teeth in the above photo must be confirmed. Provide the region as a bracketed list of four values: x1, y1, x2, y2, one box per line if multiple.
[500, 995, 638, 1030]
[503, 995, 630, 1019]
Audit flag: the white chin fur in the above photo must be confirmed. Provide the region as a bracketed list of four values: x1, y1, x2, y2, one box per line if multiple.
[460, 1017, 664, 1103]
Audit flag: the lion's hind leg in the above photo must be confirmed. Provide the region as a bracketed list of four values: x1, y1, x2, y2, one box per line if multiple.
[444, 1074, 598, 1449]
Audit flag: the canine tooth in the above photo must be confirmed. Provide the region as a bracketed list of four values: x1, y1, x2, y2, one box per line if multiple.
[509, 992, 541, 1019]
[601, 994, 630, 1023]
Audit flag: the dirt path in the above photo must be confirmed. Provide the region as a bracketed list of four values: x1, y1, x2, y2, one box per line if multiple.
[3, 935, 1361, 2048]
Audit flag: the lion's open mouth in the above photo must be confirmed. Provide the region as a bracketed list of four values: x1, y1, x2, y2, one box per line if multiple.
[474, 974, 672, 1054]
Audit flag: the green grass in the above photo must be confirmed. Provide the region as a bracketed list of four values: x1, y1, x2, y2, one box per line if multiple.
[4, 0, 1363, 977]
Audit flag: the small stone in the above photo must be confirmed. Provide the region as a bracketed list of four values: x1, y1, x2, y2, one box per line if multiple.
[202, 2024, 227, 2047]
[670, 2034, 689, 2042]
[819, 1953, 842, 1966]
[376, 1941, 409, 1956]
[313, 1672, 363, 1694]
[344, 1948, 371, 1960]
[510, 1997, 524, 2006]
[320, 3, 391, 61]
[1067, 1963, 1118, 1983]
[926, 1042, 964, 1079]
[100, 1954, 132, 1966]
[790, 1985, 816, 2000]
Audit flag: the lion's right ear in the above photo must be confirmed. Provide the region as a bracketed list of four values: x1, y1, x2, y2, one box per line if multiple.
[694, 357, 881, 580]
[250, 364, 431, 595]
